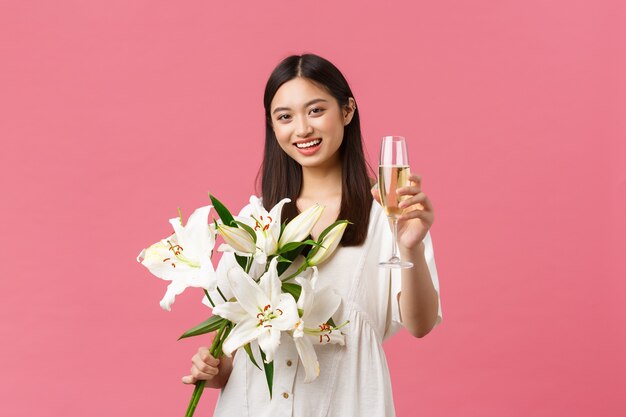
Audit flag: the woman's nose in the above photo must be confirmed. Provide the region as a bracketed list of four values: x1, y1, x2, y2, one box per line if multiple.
[295, 117, 313, 137]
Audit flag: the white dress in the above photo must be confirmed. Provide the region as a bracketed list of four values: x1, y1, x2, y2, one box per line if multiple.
[211, 200, 442, 417]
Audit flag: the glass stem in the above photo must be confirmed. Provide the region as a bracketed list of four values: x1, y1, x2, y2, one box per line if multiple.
[391, 217, 399, 260]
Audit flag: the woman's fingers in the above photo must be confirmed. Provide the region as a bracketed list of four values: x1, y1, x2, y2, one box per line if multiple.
[183, 347, 220, 384]
[398, 192, 432, 210]
[182, 375, 196, 384]
[371, 186, 381, 204]
[399, 208, 433, 222]
[396, 173, 422, 195]
[192, 354, 219, 377]
[198, 347, 220, 366]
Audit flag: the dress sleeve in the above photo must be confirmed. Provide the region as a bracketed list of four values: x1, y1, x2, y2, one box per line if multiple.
[383, 231, 443, 340]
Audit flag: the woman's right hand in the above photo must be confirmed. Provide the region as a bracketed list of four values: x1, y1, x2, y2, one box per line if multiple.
[182, 346, 229, 389]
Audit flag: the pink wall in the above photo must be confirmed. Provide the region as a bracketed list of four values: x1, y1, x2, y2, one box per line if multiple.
[1, 1, 624, 416]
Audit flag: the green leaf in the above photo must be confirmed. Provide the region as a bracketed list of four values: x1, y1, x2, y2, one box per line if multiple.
[281, 282, 302, 302]
[259, 348, 274, 398]
[277, 239, 321, 255]
[209, 193, 235, 226]
[276, 246, 303, 276]
[234, 220, 257, 244]
[244, 343, 261, 370]
[179, 315, 227, 340]
[327, 317, 336, 328]
[235, 253, 248, 270]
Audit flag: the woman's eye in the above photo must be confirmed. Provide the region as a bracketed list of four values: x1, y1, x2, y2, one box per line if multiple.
[309, 107, 324, 115]
[277, 114, 291, 121]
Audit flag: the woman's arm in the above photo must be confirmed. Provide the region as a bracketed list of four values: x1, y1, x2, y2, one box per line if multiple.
[372, 172, 440, 338]
[398, 243, 440, 338]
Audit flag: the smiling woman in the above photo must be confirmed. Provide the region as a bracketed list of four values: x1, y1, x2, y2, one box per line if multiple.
[182, 54, 442, 417]
[260, 55, 372, 247]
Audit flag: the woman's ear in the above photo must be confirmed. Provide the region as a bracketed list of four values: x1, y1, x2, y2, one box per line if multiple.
[343, 97, 357, 126]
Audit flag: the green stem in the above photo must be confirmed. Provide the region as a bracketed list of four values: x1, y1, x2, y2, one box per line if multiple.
[203, 289, 215, 308]
[185, 322, 227, 417]
[281, 262, 308, 282]
[215, 324, 232, 357]
[185, 381, 205, 417]
[216, 286, 227, 303]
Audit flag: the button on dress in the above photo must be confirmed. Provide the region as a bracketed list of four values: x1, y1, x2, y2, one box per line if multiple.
[211, 200, 442, 417]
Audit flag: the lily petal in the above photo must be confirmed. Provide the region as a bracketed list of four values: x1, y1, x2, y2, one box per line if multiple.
[159, 280, 187, 311]
[221, 318, 265, 357]
[169, 205, 214, 260]
[226, 267, 271, 317]
[293, 335, 320, 383]
[302, 286, 342, 326]
[270, 293, 299, 331]
[212, 301, 248, 323]
[259, 258, 281, 305]
[257, 327, 281, 363]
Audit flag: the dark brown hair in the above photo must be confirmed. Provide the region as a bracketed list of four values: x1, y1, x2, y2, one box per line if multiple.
[257, 54, 374, 246]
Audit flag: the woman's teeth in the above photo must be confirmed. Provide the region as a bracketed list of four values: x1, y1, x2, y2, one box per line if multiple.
[295, 139, 322, 149]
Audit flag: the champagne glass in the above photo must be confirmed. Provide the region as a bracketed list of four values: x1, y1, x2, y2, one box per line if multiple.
[378, 136, 414, 268]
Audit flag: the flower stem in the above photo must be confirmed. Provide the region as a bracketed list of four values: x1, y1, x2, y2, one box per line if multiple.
[282, 262, 308, 282]
[184, 322, 228, 417]
[216, 286, 227, 303]
[203, 289, 215, 308]
[185, 381, 205, 417]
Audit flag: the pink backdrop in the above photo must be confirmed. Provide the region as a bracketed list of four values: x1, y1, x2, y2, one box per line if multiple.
[1, 1, 624, 416]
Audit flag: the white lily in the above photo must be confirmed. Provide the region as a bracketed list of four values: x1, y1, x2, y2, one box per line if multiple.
[293, 268, 345, 383]
[137, 205, 217, 311]
[306, 221, 348, 266]
[212, 258, 298, 362]
[217, 224, 257, 255]
[236, 195, 291, 265]
[278, 203, 324, 250]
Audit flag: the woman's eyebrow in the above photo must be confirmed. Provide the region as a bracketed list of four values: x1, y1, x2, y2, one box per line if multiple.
[272, 98, 329, 114]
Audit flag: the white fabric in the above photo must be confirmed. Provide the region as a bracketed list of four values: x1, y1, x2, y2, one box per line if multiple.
[212, 200, 442, 417]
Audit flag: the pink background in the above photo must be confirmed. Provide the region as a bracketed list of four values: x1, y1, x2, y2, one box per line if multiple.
[1, 1, 625, 416]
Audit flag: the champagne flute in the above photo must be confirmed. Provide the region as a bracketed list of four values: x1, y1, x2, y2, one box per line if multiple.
[378, 136, 414, 268]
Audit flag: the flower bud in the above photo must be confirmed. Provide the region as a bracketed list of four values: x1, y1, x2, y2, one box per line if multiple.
[278, 204, 324, 249]
[307, 221, 348, 266]
[217, 224, 256, 254]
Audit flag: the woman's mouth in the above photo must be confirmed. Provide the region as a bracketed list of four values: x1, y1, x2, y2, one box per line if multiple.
[294, 138, 322, 155]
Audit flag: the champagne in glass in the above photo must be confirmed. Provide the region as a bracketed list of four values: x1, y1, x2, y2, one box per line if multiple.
[378, 165, 411, 218]
[378, 136, 413, 269]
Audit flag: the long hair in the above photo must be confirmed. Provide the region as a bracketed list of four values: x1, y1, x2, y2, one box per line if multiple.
[256, 54, 374, 246]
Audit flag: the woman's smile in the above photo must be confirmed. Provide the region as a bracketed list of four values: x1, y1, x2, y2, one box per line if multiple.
[294, 138, 323, 155]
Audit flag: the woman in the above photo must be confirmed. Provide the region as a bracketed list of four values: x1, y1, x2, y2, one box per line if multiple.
[182, 54, 442, 416]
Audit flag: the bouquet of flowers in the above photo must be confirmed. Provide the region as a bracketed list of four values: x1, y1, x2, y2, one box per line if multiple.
[137, 194, 349, 417]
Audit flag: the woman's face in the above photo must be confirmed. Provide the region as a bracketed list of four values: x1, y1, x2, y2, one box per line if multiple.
[270, 77, 355, 169]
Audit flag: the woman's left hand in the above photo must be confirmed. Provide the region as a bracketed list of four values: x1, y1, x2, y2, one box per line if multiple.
[372, 173, 435, 251]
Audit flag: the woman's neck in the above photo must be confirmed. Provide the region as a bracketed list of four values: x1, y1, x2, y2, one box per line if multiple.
[299, 162, 342, 201]
[298, 161, 343, 240]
